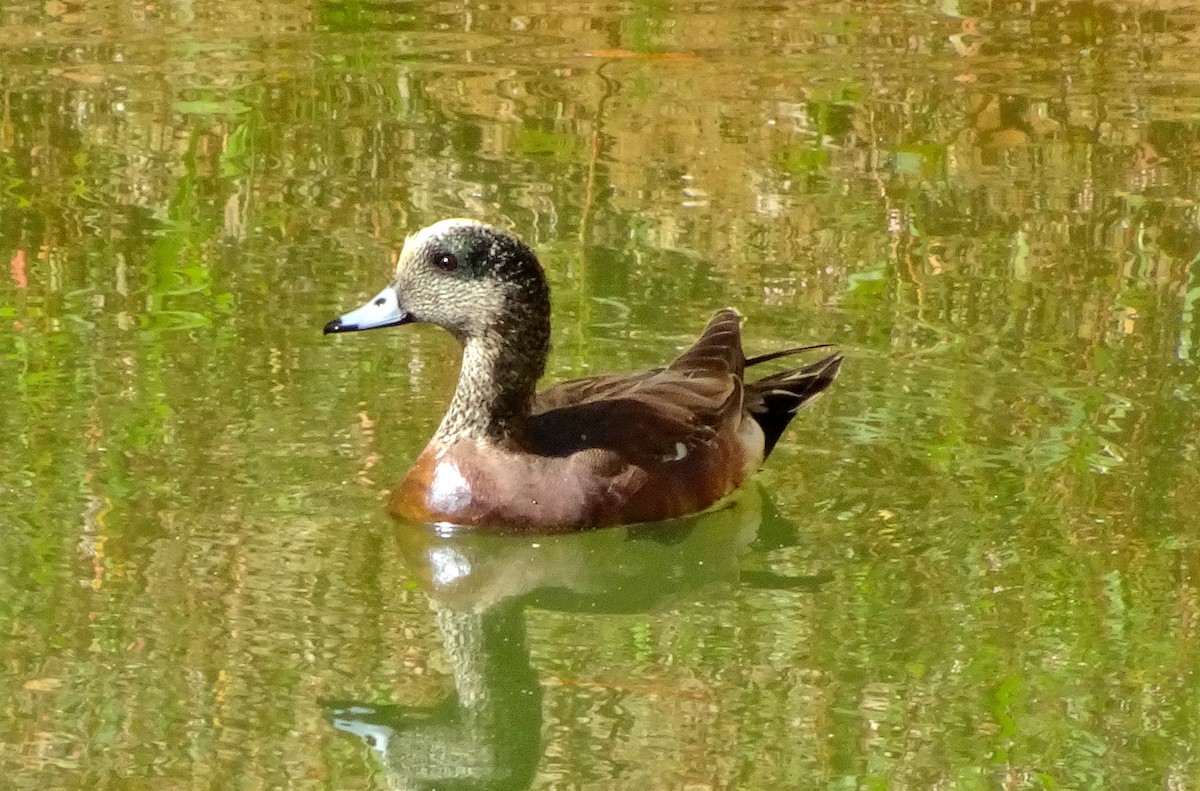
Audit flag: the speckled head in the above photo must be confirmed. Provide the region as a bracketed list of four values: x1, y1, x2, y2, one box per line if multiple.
[324, 219, 554, 442]
[324, 219, 551, 344]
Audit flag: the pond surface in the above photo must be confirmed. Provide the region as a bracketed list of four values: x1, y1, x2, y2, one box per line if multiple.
[4, 1, 1200, 788]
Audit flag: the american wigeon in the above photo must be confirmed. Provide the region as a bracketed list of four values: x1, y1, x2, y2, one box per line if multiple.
[325, 219, 841, 531]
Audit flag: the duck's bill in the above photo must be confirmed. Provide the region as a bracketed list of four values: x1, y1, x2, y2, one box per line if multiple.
[324, 287, 413, 334]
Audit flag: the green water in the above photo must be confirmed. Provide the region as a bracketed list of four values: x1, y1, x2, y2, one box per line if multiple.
[4, 1, 1200, 788]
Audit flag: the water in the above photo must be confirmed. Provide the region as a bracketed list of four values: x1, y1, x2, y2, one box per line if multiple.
[3, 1, 1200, 788]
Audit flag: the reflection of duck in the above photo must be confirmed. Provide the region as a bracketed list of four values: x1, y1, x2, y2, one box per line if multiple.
[966, 93, 1060, 151]
[325, 219, 841, 531]
[326, 601, 540, 791]
[324, 488, 829, 791]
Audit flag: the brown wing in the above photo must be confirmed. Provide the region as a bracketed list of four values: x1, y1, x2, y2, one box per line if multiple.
[666, 308, 745, 378]
[527, 309, 747, 461]
[530, 368, 662, 413]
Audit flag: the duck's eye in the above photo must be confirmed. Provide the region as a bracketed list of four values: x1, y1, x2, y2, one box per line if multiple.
[434, 252, 459, 272]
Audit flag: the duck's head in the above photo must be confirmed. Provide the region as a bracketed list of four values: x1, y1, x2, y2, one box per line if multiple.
[324, 219, 550, 344]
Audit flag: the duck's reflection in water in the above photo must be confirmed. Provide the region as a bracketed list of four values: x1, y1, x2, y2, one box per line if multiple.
[324, 486, 828, 791]
[326, 601, 539, 791]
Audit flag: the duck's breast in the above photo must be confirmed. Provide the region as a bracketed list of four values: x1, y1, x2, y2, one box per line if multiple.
[390, 425, 760, 531]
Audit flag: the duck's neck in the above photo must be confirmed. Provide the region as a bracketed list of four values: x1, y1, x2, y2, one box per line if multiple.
[433, 320, 549, 445]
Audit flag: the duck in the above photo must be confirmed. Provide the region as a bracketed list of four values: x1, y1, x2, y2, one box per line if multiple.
[325, 219, 841, 532]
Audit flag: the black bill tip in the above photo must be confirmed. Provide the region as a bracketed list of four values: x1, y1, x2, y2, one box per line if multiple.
[324, 317, 351, 335]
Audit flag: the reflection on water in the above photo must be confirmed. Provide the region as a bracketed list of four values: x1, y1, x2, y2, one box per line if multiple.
[4, 0, 1200, 788]
[326, 603, 542, 791]
[325, 490, 824, 791]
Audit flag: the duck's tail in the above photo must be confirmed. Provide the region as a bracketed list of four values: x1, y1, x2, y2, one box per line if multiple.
[745, 347, 843, 457]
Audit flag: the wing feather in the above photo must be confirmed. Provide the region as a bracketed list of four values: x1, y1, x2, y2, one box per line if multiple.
[528, 310, 748, 461]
